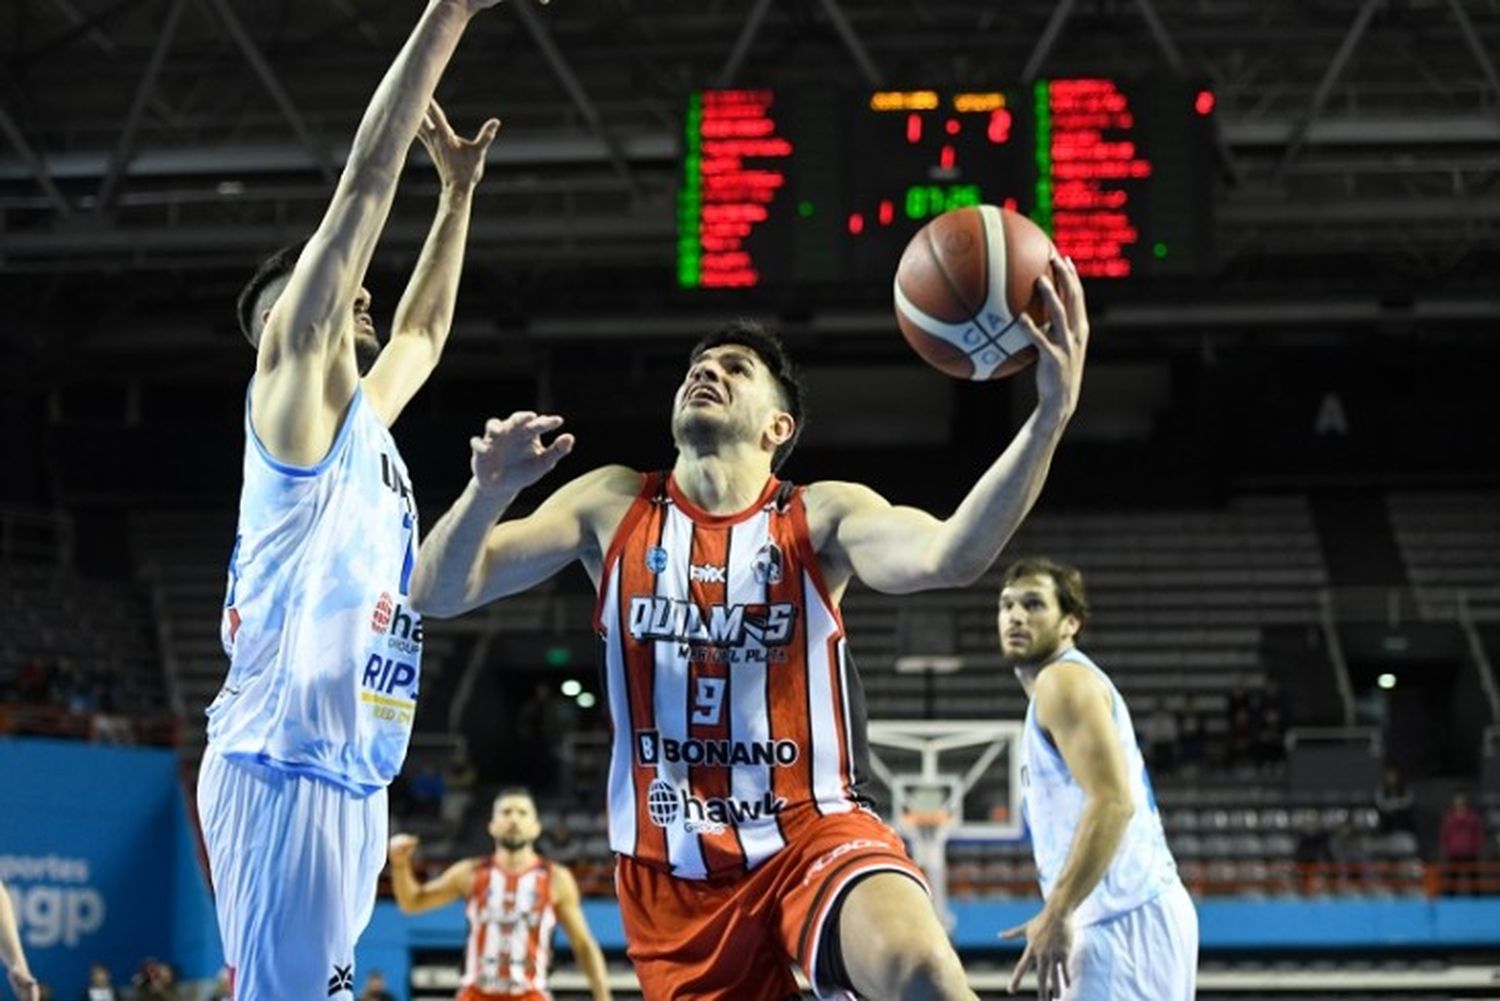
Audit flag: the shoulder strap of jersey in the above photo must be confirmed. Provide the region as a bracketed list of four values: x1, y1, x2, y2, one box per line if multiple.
[772, 478, 796, 511]
[468, 855, 490, 896]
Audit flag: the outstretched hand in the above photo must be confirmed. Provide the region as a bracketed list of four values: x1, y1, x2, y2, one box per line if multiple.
[470, 411, 575, 498]
[1001, 910, 1073, 1000]
[418, 100, 500, 189]
[1018, 254, 1089, 422]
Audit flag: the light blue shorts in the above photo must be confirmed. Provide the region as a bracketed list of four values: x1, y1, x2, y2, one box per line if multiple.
[197, 745, 387, 999]
[1063, 879, 1198, 1001]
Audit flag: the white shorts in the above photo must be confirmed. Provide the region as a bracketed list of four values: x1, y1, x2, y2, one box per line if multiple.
[1063, 879, 1198, 1001]
[197, 745, 388, 999]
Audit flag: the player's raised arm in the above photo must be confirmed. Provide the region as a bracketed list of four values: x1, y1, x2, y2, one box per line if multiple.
[814, 258, 1088, 595]
[387, 835, 475, 914]
[364, 100, 500, 426]
[412, 414, 640, 618]
[252, 0, 506, 465]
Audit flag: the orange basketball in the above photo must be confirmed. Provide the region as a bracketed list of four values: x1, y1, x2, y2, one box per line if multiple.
[893, 205, 1055, 380]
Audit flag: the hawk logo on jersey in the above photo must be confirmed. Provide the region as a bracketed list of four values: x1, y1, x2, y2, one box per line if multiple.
[628, 597, 795, 646]
[371, 593, 394, 632]
[645, 546, 669, 574]
[689, 563, 727, 584]
[646, 778, 786, 834]
[370, 592, 422, 654]
[752, 541, 784, 585]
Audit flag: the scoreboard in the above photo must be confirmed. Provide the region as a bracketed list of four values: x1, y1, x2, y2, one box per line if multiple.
[676, 79, 1216, 288]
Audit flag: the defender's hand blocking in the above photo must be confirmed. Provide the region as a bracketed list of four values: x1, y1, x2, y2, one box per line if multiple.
[470, 412, 575, 497]
[1001, 911, 1073, 1000]
[1019, 255, 1089, 421]
[418, 100, 500, 190]
[388, 833, 420, 866]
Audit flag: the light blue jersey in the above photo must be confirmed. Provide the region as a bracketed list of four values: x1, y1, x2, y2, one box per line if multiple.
[1021, 648, 1178, 927]
[206, 384, 422, 795]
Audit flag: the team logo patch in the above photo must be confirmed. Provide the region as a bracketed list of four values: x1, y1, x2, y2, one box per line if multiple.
[646, 778, 679, 827]
[327, 963, 353, 996]
[645, 546, 669, 574]
[371, 592, 394, 632]
[689, 563, 727, 584]
[637, 729, 660, 765]
[752, 541, 784, 585]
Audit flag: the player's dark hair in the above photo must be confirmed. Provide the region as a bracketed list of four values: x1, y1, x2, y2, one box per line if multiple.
[1002, 558, 1090, 629]
[689, 318, 806, 472]
[494, 786, 536, 808]
[236, 240, 306, 346]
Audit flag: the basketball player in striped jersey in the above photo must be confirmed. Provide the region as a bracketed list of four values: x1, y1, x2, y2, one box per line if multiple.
[412, 259, 1088, 1000]
[195, 2, 529, 995]
[997, 560, 1197, 999]
[387, 788, 611, 1001]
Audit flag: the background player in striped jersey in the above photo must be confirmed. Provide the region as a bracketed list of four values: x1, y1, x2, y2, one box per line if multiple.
[997, 559, 1198, 1000]
[411, 259, 1087, 1000]
[196, 1, 525, 995]
[387, 788, 611, 1001]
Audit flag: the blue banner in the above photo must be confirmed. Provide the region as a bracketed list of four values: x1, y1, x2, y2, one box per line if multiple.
[0, 738, 221, 999]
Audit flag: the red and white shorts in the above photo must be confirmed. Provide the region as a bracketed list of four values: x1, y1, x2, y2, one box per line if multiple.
[616, 807, 928, 1001]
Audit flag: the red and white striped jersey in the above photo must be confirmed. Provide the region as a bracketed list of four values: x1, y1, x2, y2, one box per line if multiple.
[594, 472, 866, 880]
[461, 858, 556, 995]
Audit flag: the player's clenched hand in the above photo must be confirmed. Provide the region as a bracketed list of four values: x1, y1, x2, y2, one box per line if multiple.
[1019, 254, 1088, 423]
[470, 412, 575, 498]
[1001, 910, 1073, 1000]
[388, 833, 420, 866]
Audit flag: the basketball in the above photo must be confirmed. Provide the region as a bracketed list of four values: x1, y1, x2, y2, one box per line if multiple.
[893, 205, 1056, 380]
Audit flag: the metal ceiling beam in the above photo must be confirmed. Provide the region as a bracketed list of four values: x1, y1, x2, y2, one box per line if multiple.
[1447, 0, 1500, 112]
[815, 0, 885, 88]
[716, 0, 776, 87]
[0, 131, 678, 181]
[1218, 195, 1500, 224]
[43, 0, 118, 57]
[199, 0, 336, 185]
[511, 0, 641, 198]
[324, 0, 382, 48]
[1131, 0, 1188, 78]
[0, 211, 675, 256]
[18, 0, 152, 67]
[1020, 0, 1076, 84]
[0, 98, 72, 217]
[12, 107, 1500, 186]
[96, 0, 187, 213]
[1274, 0, 1384, 183]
